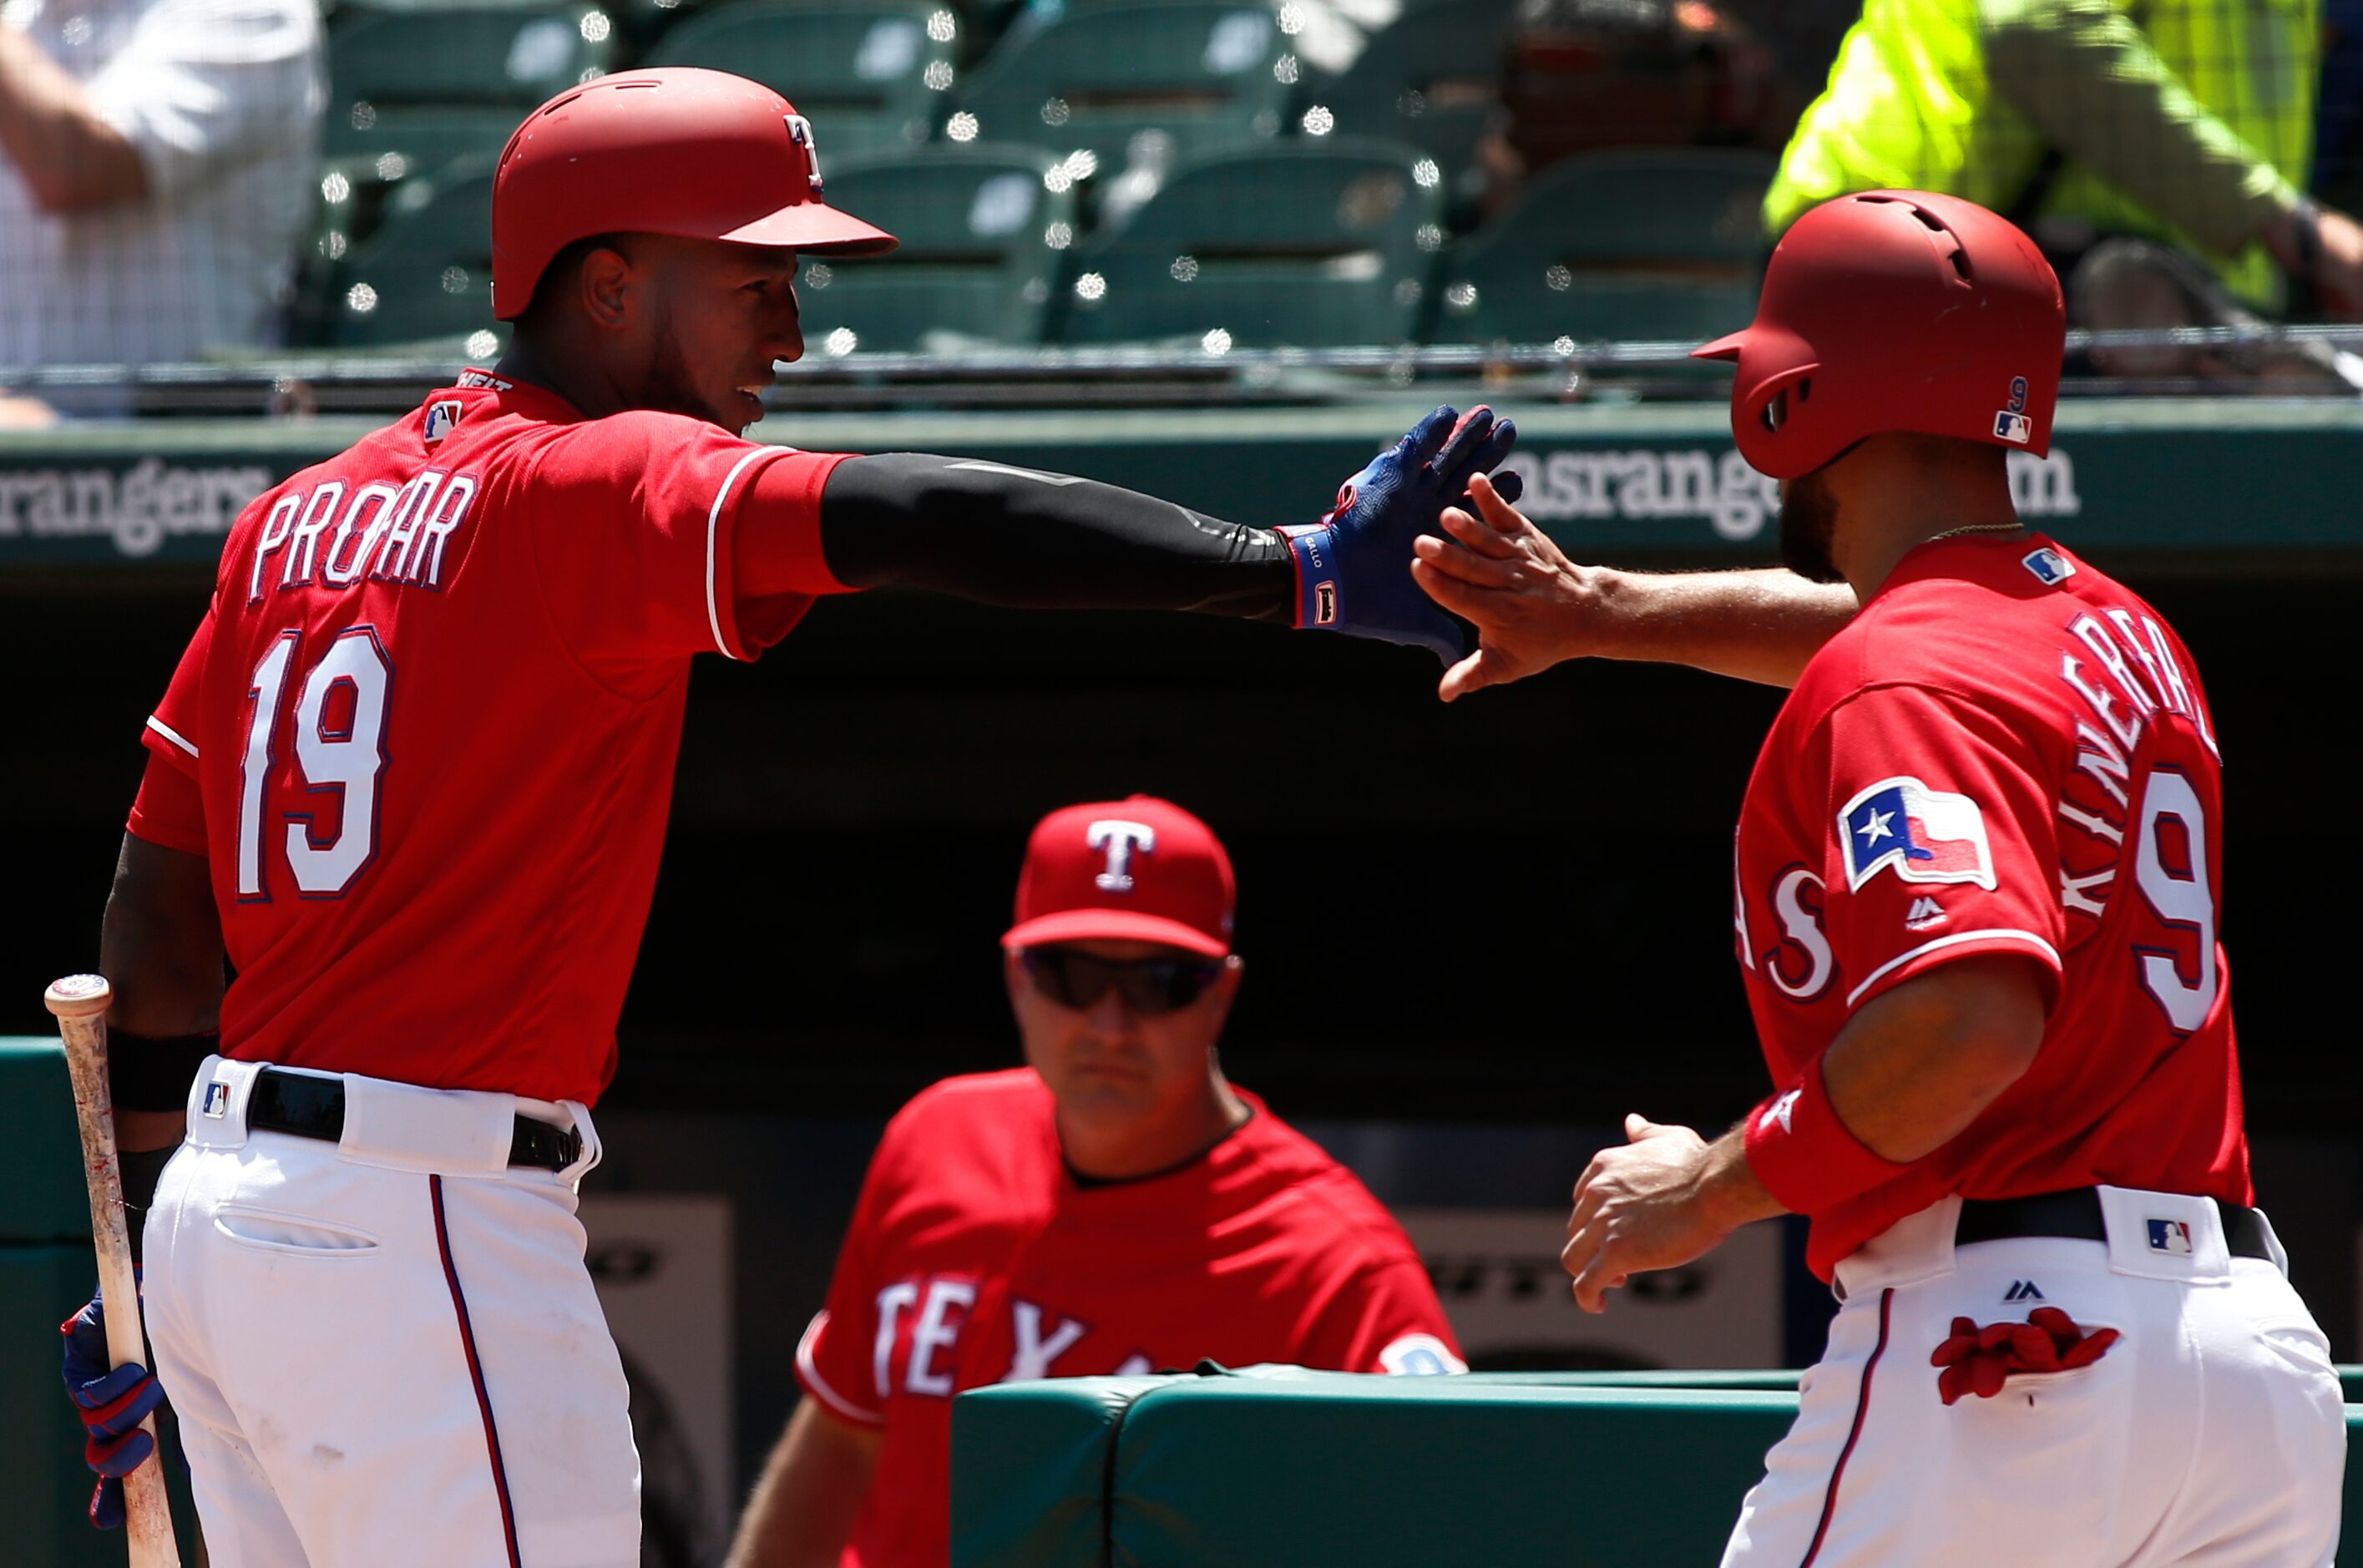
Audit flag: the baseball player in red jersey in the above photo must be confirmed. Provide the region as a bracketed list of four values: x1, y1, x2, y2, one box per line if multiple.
[59, 68, 1518, 1566]
[1411, 191, 2345, 1565]
[726, 797, 1464, 1568]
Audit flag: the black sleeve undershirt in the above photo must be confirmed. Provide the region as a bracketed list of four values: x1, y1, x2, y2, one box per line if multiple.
[817, 452, 1295, 624]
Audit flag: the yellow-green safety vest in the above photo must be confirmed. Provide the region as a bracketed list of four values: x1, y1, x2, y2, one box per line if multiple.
[1768, 0, 2316, 306]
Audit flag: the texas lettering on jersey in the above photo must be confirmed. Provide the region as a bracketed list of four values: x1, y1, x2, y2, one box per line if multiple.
[839, 1273, 1456, 1404]
[1730, 535, 2248, 1277]
[796, 1070, 1463, 1567]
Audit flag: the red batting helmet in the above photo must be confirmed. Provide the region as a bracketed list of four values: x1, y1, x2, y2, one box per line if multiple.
[491, 68, 898, 320]
[1693, 190, 2064, 480]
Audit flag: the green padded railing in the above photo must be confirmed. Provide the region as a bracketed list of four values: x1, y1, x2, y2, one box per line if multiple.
[953, 1366, 2363, 1567]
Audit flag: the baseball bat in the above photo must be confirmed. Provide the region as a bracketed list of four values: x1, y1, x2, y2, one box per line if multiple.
[46, 974, 184, 1568]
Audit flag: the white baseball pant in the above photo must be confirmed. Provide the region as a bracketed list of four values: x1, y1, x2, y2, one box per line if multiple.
[1723, 1187, 2345, 1567]
[142, 1057, 642, 1568]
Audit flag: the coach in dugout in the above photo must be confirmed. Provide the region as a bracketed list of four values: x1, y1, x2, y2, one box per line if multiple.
[726, 796, 1465, 1568]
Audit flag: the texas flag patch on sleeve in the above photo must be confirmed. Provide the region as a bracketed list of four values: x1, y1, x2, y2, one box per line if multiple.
[1839, 776, 1996, 892]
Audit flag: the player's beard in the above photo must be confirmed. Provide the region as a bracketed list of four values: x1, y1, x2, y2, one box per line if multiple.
[638, 300, 738, 432]
[1779, 468, 1845, 584]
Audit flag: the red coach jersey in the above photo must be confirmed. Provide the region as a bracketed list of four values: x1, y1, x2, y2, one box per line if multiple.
[796, 1070, 1465, 1568]
[1733, 534, 2246, 1278]
[128, 374, 851, 1104]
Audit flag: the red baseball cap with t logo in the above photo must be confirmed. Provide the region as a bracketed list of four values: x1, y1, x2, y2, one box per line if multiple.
[1003, 797, 1236, 958]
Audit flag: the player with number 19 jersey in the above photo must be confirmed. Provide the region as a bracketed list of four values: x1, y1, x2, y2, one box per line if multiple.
[127, 373, 852, 1106]
[1731, 533, 2243, 1280]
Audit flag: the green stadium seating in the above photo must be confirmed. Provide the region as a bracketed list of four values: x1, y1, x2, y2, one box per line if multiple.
[953, 0, 1290, 172]
[645, 0, 960, 162]
[797, 147, 1075, 351]
[324, 3, 618, 169]
[1435, 149, 1774, 348]
[322, 155, 500, 347]
[1295, 0, 1518, 187]
[1056, 139, 1441, 348]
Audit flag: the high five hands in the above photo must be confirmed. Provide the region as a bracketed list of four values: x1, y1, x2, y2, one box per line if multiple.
[1409, 472, 1606, 702]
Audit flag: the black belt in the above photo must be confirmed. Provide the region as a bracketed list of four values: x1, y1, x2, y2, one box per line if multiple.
[1956, 1187, 2271, 1262]
[246, 1067, 582, 1173]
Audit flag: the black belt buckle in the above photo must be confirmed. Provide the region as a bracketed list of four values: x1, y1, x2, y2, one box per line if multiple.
[510, 1116, 582, 1173]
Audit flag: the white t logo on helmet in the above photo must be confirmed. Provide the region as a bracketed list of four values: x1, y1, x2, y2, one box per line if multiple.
[784, 114, 824, 194]
[1086, 820, 1156, 893]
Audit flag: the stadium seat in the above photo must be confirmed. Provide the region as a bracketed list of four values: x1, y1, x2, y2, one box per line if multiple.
[1296, 0, 1518, 189]
[795, 147, 1075, 351]
[325, 3, 618, 171]
[321, 155, 501, 347]
[1056, 139, 1441, 348]
[645, 0, 960, 162]
[1434, 149, 1774, 347]
[952, 0, 1290, 173]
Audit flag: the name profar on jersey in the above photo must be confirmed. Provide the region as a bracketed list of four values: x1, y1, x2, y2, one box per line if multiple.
[242, 466, 480, 604]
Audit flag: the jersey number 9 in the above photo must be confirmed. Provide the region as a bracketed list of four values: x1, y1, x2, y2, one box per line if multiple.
[2132, 766, 2218, 1034]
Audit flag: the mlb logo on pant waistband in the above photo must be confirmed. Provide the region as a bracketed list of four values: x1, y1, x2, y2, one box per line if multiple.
[2146, 1218, 2193, 1255]
[202, 1081, 230, 1119]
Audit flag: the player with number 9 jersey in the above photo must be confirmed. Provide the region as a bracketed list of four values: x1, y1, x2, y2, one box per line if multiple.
[1731, 533, 2241, 1280]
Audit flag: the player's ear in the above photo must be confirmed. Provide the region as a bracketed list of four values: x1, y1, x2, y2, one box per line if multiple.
[1001, 946, 1030, 1009]
[578, 242, 638, 331]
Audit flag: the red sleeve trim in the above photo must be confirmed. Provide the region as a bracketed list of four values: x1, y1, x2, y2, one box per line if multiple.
[127, 741, 206, 855]
[793, 1310, 885, 1427]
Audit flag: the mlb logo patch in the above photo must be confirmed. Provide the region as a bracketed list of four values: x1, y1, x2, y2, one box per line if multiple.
[1993, 411, 2032, 445]
[1313, 581, 1338, 625]
[201, 1081, 231, 1119]
[2147, 1218, 2194, 1256]
[422, 399, 463, 444]
[1839, 777, 1996, 892]
[2021, 546, 2074, 586]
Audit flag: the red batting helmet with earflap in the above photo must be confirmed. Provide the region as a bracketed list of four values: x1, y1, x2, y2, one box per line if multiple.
[491, 68, 898, 320]
[1692, 190, 2064, 480]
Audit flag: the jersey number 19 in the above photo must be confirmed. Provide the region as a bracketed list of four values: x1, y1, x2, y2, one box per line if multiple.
[237, 628, 392, 899]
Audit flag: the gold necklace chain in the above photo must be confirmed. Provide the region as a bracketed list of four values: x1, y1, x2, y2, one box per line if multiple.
[1925, 521, 2027, 544]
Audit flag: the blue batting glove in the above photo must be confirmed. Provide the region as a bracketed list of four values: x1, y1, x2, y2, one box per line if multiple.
[61, 1282, 162, 1530]
[1281, 405, 1524, 665]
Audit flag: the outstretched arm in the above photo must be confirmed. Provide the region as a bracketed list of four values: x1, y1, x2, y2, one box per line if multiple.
[1409, 473, 1858, 697]
[744, 406, 1522, 665]
[817, 453, 1296, 620]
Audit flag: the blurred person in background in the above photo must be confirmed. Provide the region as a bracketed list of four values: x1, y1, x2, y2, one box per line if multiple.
[1768, 0, 2363, 388]
[1478, 0, 1790, 218]
[728, 797, 1463, 1568]
[0, 0, 322, 386]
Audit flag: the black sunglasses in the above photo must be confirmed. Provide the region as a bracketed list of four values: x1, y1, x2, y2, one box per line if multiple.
[1020, 948, 1222, 1016]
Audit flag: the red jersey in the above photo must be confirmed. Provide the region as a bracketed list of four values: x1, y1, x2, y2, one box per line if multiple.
[129, 375, 850, 1104]
[1733, 535, 2246, 1278]
[795, 1070, 1465, 1568]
